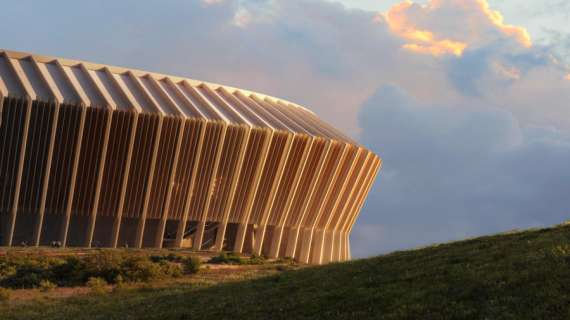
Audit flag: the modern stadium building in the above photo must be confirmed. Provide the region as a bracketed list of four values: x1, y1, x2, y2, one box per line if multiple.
[0, 49, 381, 264]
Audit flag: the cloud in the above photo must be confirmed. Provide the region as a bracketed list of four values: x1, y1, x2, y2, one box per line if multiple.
[476, 0, 532, 47]
[381, 0, 532, 57]
[382, 1, 467, 56]
[229, 0, 277, 28]
[201, 0, 225, 5]
[352, 84, 570, 257]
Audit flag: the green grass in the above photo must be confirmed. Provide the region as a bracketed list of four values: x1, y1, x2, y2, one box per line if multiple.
[2, 224, 570, 319]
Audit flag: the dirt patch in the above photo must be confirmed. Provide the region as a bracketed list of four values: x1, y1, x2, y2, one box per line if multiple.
[8, 286, 92, 302]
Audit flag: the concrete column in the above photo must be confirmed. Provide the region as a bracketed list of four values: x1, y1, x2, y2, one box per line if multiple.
[346, 233, 352, 260]
[320, 230, 334, 264]
[298, 228, 314, 263]
[284, 227, 300, 258]
[213, 127, 252, 252]
[268, 138, 314, 259]
[214, 222, 228, 251]
[33, 101, 60, 246]
[332, 234, 341, 263]
[340, 233, 348, 261]
[60, 105, 87, 247]
[309, 229, 326, 264]
[233, 130, 273, 253]
[252, 224, 267, 256]
[267, 225, 285, 258]
[135, 115, 164, 248]
[233, 223, 248, 253]
[111, 114, 139, 248]
[175, 120, 207, 248]
[154, 120, 186, 248]
[85, 111, 113, 247]
[5, 99, 32, 247]
[193, 220, 206, 250]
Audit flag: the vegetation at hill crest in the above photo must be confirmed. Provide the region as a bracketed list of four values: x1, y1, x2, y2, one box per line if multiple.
[1, 223, 569, 319]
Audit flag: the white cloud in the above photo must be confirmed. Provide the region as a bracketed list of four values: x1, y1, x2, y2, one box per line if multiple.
[232, 7, 252, 27]
[202, 0, 225, 5]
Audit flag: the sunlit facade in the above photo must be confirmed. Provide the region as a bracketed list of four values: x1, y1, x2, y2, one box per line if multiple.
[0, 49, 380, 264]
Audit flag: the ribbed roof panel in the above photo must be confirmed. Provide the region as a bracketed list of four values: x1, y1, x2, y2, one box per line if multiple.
[0, 49, 356, 144]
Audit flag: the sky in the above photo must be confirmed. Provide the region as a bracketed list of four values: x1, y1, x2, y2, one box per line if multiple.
[1, 0, 569, 258]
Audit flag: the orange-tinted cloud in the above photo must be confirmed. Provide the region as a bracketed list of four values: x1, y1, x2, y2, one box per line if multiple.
[476, 0, 532, 48]
[383, 1, 467, 57]
[382, 0, 532, 57]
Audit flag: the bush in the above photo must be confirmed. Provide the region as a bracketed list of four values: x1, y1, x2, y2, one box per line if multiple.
[208, 253, 269, 265]
[0, 261, 16, 280]
[275, 265, 293, 272]
[275, 257, 296, 265]
[0, 287, 10, 302]
[150, 253, 182, 263]
[183, 257, 202, 274]
[2, 264, 45, 288]
[0, 251, 192, 289]
[247, 254, 267, 265]
[159, 261, 183, 278]
[39, 280, 57, 292]
[113, 275, 127, 292]
[0, 255, 67, 288]
[208, 252, 244, 265]
[114, 274, 124, 285]
[83, 250, 125, 283]
[121, 256, 163, 282]
[87, 277, 108, 294]
[50, 256, 86, 286]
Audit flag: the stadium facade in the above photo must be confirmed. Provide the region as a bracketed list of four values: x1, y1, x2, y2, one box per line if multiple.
[0, 49, 381, 264]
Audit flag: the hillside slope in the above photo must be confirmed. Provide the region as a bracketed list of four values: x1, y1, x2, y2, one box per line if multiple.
[2, 224, 570, 320]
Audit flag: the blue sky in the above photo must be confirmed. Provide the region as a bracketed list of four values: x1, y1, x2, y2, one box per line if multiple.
[1, 0, 569, 258]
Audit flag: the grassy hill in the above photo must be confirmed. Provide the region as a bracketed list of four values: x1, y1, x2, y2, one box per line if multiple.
[1, 224, 570, 320]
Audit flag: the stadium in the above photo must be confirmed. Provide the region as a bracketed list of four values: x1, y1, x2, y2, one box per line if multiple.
[0, 49, 381, 264]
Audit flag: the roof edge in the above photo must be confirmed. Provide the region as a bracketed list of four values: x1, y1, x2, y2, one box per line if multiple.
[1, 48, 316, 115]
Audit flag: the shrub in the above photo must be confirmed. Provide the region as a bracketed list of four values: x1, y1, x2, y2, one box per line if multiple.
[114, 274, 124, 285]
[0, 287, 10, 302]
[208, 252, 243, 265]
[247, 254, 267, 265]
[208, 253, 268, 265]
[160, 261, 183, 278]
[275, 257, 296, 265]
[275, 265, 292, 272]
[87, 277, 108, 294]
[83, 250, 125, 283]
[39, 280, 57, 292]
[150, 253, 182, 263]
[2, 264, 45, 288]
[113, 275, 127, 292]
[183, 257, 202, 274]
[0, 251, 191, 289]
[51, 256, 86, 286]
[0, 261, 16, 280]
[121, 256, 163, 282]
